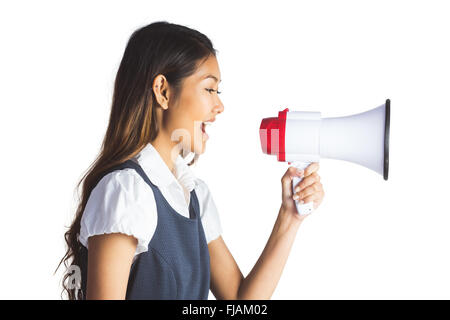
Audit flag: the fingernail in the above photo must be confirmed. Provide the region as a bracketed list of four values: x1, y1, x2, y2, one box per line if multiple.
[293, 195, 299, 200]
[295, 187, 300, 193]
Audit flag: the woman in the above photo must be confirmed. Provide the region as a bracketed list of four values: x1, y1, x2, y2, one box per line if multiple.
[56, 21, 324, 300]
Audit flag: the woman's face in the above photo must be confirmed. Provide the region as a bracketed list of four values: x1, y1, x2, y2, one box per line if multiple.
[165, 55, 224, 155]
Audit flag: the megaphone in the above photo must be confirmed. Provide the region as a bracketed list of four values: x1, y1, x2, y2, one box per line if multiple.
[259, 99, 390, 216]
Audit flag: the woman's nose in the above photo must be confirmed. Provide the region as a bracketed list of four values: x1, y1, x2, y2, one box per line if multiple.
[215, 99, 224, 114]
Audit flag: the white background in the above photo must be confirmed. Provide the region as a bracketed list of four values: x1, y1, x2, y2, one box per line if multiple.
[1, 0, 449, 299]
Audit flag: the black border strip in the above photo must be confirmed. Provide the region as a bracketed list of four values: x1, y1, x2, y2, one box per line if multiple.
[384, 99, 390, 180]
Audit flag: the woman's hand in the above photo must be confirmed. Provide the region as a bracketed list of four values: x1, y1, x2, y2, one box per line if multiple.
[280, 162, 324, 220]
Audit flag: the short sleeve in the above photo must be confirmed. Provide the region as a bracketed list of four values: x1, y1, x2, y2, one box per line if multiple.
[79, 169, 157, 256]
[194, 178, 223, 244]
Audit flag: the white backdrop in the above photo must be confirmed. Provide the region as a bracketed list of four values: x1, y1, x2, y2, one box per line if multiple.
[1, 0, 449, 299]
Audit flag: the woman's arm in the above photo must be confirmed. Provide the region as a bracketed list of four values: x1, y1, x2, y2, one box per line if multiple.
[86, 233, 137, 299]
[209, 163, 323, 299]
[209, 209, 301, 300]
[208, 236, 244, 300]
[236, 207, 302, 299]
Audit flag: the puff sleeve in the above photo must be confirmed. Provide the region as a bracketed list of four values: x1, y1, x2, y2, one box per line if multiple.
[79, 169, 157, 257]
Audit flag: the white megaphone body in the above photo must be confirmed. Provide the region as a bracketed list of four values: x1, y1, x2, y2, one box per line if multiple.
[259, 99, 390, 216]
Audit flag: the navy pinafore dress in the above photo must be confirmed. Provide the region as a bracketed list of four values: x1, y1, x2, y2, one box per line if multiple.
[79, 159, 211, 299]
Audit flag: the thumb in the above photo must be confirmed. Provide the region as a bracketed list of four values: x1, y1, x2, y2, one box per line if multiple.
[281, 166, 303, 200]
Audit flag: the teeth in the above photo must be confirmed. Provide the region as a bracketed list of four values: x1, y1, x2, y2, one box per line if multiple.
[203, 121, 212, 126]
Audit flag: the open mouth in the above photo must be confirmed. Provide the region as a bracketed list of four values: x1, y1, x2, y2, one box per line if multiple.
[200, 121, 213, 141]
[201, 121, 212, 133]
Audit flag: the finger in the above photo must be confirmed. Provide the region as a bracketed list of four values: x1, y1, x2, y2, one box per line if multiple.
[281, 166, 303, 197]
[298, 193, 316, 203]
[300, 190, 322, 205]
[295, 183, 319, 201]
[304, 162, 320, 177]
[303, 191, 324, 210]
[282, 166, 303, 181]
[294, 172, 320, 192]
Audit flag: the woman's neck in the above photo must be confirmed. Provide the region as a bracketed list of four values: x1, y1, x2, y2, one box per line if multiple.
[150, 134, 181, 176]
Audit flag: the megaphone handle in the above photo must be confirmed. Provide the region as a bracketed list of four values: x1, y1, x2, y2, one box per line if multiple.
[291, 161, 314, 216]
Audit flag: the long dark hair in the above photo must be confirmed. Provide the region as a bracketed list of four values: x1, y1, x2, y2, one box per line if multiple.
[55, 21, 217, 299]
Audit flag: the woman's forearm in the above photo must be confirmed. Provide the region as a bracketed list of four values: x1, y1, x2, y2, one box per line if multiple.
[237, 207, 303, 299]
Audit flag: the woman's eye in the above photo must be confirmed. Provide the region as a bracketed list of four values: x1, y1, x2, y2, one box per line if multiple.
[206, 88, 222, 95]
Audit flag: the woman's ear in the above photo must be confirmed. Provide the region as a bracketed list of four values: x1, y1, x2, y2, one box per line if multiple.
[152, 74, 170, 110]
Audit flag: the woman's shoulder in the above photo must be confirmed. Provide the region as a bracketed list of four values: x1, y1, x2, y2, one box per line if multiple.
[84, 167, 157, 222]
[94, 167, 144, 192]
[80, 167, 158, 255]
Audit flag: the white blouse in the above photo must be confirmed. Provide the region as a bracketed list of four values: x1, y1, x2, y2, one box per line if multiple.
[79, 143, 222, 262]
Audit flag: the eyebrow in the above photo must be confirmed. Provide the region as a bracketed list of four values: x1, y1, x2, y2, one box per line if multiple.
[202, 74, 222, 83]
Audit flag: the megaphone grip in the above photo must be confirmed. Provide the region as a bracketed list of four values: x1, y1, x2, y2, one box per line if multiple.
[291, 161, 315, 216]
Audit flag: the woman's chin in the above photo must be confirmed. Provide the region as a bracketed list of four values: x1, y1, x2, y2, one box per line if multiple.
[193, 140, 207, 155]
